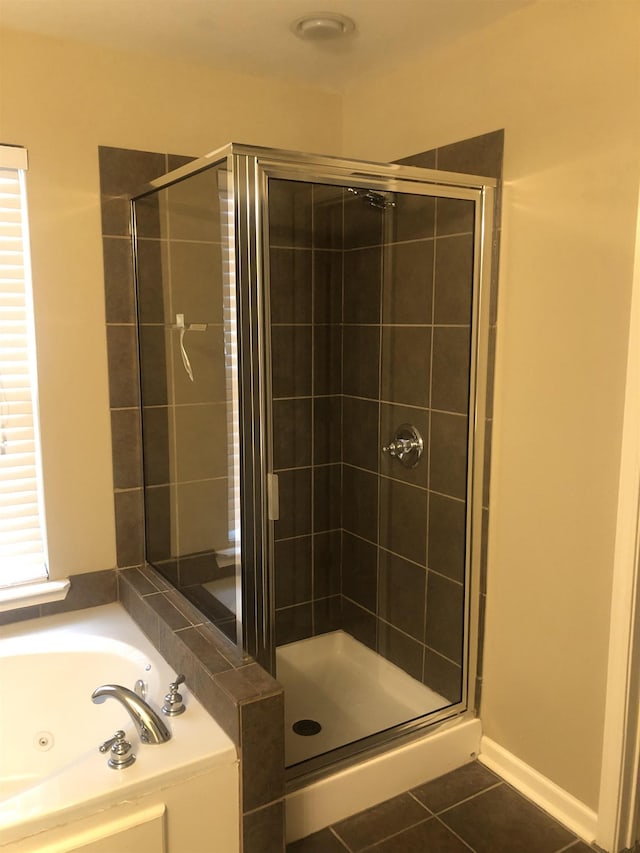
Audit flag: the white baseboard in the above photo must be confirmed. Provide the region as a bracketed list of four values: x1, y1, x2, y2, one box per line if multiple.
[479, 736, 598, 845]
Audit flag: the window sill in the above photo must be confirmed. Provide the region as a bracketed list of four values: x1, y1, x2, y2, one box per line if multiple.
[0, 579, 71, 613]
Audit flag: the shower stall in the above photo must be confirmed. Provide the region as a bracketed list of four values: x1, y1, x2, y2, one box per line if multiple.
[131, 143, 495, 780]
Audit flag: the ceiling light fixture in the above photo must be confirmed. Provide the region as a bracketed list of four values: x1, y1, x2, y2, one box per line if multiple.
[291, 11, 356, 41]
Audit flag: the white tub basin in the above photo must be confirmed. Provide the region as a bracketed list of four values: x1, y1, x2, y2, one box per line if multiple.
[0, 603, 238, 849]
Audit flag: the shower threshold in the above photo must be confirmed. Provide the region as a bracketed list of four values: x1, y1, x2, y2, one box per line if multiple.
[276, 630, 449, 767]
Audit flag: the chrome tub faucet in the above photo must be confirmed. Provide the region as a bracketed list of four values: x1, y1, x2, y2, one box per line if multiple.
[91, 684, 172, 744]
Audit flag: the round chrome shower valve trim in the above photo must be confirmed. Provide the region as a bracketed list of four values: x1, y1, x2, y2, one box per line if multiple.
[382, 424, 424, 468]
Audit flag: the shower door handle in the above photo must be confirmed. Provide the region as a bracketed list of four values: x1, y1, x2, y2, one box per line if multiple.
[267, 473, 280, 521]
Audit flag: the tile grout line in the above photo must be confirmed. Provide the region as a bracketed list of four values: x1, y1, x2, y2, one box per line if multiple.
[328, 825, 355, 852]
[430, 780, 505, 817]
[432, 813, 477, 852]
[347, 814, 433, 852]
[407, 789, 434, 812]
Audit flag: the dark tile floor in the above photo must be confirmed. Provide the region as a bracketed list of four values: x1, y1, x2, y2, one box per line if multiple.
[287, 762, 602, 853]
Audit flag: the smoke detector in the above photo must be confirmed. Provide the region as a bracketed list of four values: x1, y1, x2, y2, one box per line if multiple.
[291, 12, 356, 41]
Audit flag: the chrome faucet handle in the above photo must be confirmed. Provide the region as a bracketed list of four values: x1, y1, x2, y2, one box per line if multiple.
[162, 673, 186, 717]
[99, 730, 136, 769]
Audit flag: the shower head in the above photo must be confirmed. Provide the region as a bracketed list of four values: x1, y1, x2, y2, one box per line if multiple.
[347, 186, 396, 210]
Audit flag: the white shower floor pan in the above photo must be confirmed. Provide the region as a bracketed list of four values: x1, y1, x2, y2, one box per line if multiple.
[276, 629, 448, 766]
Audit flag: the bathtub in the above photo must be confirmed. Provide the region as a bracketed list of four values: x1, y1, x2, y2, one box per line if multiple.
[0, 603, 239, 851]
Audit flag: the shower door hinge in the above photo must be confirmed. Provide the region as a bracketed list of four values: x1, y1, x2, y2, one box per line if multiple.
[267, 473, 280, 521]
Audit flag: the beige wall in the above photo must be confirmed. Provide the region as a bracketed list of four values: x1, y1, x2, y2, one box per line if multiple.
[0, 27, 342, 579]
[2, 0, 639, 814]
[342, 1, 640, 809]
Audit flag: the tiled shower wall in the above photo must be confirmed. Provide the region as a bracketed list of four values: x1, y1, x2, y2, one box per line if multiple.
[341, 190, 475, 704]
[270, 180, 344, 644]
[270, 131, 503, 707]
[397, 130, 504, 709]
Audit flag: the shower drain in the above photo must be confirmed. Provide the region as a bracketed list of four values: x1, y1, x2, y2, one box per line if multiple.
[292, 719, 322, 736]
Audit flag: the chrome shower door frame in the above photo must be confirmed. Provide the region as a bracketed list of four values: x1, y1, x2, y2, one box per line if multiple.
[237, 145, 496, 777]
[131, 142, 495, 773]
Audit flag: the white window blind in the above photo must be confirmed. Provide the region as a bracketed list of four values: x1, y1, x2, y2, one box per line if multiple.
[0, 145, 48, 586]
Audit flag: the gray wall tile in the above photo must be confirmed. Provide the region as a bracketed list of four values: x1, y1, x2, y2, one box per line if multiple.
[103, 237, 135, 323]
[314, 531, 341, 598]
[428, 493, 466, 583]
[424, 649, 462, 704]
[243, 800, 285, 853]
[273, 398, 313, 470]
[382, 240, 434, 325]
[343, 247, 382, 324]
[314, 250, 342, 323]
[269, 179, 312, 248]
[378, 550, 426, 641]
[431, 327, 471, 414]
[425, 572, 464, 665]
[342, 325, 380, 398]
[114, 488, 145, 567]
[434, 234, 474, 325]
[110, 408, 142, 490]
[270, 248, 312, 324]
[106, 325, 140, 409]
[276, 602, 313, 645]
[381, 326, 431, 408]
[241, 693, 285, 811]
[274, 468, 312, 539]
[313, 396, 342, 464]
[342, 466, 378, 543]
[275, 536, 312, 608]
[272, 325, 312, 398]
[379, 478, 427, 566]
[342, 396, 379, 472]
[342, 532, 378, 612]
[342, 597, 376, 651]
[430, 412, 468, 500]
[377, 622, 424, 681]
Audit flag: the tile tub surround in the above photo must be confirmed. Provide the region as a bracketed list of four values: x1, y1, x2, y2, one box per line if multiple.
[118, 564, 286, 853]
[287, 761, 597, 853]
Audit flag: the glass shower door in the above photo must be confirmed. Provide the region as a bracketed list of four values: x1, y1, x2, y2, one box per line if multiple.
[263, 169, 487, 772]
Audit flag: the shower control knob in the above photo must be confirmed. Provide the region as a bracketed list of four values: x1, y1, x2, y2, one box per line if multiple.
[382, 424, 424, 469]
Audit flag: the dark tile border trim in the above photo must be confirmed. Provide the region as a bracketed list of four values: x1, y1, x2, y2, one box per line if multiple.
[118, 563, 285, 849]
[0, 568, 117, 626]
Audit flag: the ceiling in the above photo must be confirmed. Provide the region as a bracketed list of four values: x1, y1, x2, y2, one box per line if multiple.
[0, 0, 532, 91]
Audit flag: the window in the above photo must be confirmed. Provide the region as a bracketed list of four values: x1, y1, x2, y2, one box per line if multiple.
[0, 145, 48, 587]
